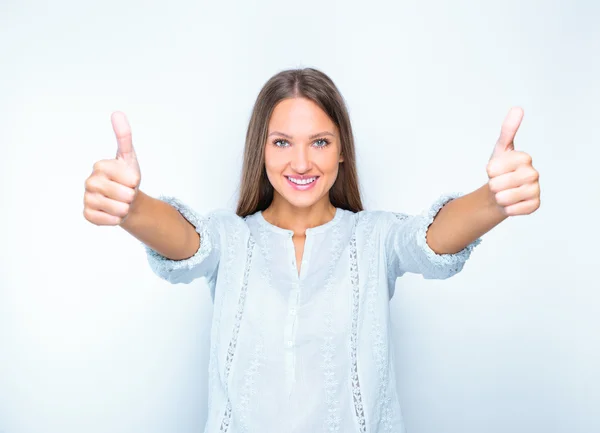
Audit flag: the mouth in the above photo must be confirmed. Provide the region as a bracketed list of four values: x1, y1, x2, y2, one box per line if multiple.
[285, 175, 319, 191]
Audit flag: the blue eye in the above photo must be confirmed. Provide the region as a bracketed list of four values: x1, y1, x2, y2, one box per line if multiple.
[313, 138, 330, 148]
[273, 139, 290, 148]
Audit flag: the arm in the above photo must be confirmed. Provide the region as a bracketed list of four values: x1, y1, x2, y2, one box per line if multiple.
[385, 107, 540, 292]
[425, 107, 542, 254]
[425, 183, 507, 255]
[124, 191, 224, 285]
[120, 189, 200, 260]
[383, 192, 483, 288]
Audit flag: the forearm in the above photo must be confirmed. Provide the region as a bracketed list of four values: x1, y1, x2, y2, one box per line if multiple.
[120, 190, 200, 260]
[426, 184, 507, 255]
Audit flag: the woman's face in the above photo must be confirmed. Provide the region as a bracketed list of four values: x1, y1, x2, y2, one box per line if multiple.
[265, 97, 343, 210]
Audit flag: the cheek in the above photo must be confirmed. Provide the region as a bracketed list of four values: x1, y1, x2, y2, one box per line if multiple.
[315, 151, 341, 175]
[264, 147, 279, 170]
[264, 147, 288, 183]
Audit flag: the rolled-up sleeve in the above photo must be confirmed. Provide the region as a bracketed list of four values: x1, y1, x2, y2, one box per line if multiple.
[383, 192, 482, 288]
[143, 195, 222, 285]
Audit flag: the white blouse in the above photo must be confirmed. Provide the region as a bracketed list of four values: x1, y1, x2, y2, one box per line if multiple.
[143, 192, 482, 433]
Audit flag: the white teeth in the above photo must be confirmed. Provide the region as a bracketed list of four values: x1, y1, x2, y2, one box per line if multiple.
[288, 176, 316, 185]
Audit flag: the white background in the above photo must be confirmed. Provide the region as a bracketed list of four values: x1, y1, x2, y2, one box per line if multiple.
[0, 1, 598, 432]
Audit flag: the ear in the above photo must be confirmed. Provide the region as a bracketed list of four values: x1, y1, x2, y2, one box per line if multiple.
[339, 153, 344, 163]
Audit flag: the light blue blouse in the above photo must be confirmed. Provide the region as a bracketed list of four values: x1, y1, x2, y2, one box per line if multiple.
[143, 192, 482, 433]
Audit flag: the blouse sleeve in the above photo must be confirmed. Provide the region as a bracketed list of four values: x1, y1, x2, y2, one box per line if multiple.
[143, 195, 223, 285]
[383, 192, 482, 291]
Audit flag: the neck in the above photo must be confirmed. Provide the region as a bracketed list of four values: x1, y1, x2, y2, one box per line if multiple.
[262, 195, 336, 236]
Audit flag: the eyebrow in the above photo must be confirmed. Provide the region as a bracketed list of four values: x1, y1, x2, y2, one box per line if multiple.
[268, 131, 336, 140]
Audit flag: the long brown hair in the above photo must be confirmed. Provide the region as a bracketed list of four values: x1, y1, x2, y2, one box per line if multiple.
[236, 68, 363, 217]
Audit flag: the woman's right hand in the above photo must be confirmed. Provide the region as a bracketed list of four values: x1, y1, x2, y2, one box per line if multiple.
[83, 111, 142, 226]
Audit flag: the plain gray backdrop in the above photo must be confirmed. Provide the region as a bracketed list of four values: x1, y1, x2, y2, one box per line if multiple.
[0, 0, 598, 432]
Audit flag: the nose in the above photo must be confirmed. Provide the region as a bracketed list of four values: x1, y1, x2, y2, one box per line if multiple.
[290, 144, 311, 173]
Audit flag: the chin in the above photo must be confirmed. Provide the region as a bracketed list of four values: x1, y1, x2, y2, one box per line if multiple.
[273, 182, 330, 210]
[279, 192, 323, 209]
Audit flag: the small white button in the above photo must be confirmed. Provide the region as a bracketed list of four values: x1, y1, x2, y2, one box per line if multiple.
[290, 308, 296, 316]
[286, 340, 293, 348]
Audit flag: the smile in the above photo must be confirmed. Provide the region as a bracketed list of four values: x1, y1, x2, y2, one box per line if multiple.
[287, 176, 317, 185]
[285, 176, 319, 190]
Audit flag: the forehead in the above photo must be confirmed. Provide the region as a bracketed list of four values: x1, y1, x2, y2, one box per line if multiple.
[268, 97, 336, 133]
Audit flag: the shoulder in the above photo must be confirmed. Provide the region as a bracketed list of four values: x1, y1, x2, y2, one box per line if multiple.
[204, 208, 250, 235]
[351, 209, 410, 230]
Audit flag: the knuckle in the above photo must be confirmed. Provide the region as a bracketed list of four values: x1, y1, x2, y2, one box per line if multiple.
[495, 192, 506, 205]
[117, 203, 130, 218]
[530, 170, 539, 183]
[83, 208, 96, 224]
[521, 152, 532, 164]
[83, 191, 97, 208]
[125, 188, 136, 204]
[124, 169, 141, 188]
[92, 160, 105, 172]
[488, 179, 499, 193]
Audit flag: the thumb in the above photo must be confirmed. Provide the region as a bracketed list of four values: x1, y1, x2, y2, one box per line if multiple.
[491, 107, 523, 159]
[111, 111, 137, 163]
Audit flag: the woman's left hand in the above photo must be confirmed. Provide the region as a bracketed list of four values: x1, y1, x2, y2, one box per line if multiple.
[486, 107, 541, 217]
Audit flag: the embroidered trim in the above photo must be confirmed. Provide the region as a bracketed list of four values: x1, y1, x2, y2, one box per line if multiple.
[208, 219, 241, 417]
[322, 223, 343, 432]
[236, 223, 271, 432]
[258, 222, 273, 284]
[219, 236, 256, 432]
[349, 233, 366, 432]
[238, 339, 265, 433]
[364, 213, 393, 432]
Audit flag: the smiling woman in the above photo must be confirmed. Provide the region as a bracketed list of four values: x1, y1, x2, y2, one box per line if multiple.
[81, 67, 540, 433]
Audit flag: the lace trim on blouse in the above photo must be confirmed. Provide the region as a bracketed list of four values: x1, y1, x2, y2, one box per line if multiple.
[322, 222, 344, 432]
[220, 236, 256, 432]
[349, 233, 367, 432]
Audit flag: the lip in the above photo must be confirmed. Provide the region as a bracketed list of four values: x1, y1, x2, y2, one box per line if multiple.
[285, 175, 319, 191]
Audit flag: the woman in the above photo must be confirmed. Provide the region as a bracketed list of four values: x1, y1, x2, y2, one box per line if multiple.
[83, 68, 541, 432]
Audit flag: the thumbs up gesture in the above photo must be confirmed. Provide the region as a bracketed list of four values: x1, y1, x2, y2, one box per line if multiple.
[83, 112, 142, 226]
[486, 107, 541, 217]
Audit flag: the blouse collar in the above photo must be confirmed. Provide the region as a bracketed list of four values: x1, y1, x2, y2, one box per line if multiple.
[256, 207, 344, 236]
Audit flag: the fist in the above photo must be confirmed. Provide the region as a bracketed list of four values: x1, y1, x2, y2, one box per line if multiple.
[486, 107, 541, 217]
[83, 112, 142, 226]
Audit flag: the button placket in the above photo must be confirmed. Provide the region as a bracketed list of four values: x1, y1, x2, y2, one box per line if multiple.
[284, 286, 299, 349]
[284, 275, 300, 395]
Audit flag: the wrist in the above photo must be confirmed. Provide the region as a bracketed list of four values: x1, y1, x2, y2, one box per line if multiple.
[484, 183, 509, 221]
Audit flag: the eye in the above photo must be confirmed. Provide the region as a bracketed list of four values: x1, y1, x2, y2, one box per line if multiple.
[313, 138, 331, 148]
[273, 139, 290, 148]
